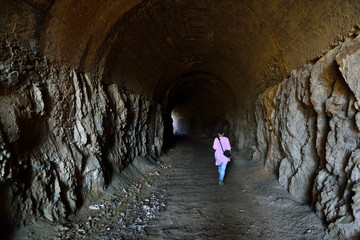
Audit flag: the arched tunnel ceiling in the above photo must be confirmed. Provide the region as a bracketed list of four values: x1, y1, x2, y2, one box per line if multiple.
[41, 0, 360, 110]
[164, 72, 236, 114]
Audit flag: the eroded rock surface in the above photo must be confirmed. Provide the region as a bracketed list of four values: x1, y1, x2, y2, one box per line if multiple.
[0, 41, 163, 226]
[1, 0, 360, 238]
[254, 35, 360, 238]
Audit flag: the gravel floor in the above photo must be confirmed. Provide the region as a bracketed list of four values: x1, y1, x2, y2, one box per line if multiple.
[14, 136, 331, 240]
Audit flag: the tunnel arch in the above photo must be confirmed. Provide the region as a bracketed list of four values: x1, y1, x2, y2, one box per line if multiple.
[41, 0, 287, 111]
[40, 0, 360, 120]
[96, 0, 284, 110]
[160, 71, 237, 146]
[39, 0, 360, 153]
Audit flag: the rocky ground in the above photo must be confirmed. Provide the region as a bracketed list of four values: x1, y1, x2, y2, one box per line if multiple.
[13, 136, 331, 240]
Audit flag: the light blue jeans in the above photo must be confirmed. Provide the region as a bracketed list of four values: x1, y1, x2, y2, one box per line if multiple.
[218, 161, 228, 181]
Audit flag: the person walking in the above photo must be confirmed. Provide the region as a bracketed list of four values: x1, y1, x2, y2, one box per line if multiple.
[213, 129, 231, 185]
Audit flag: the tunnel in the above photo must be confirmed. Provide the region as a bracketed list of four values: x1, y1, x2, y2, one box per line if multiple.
[1, 0, 360, 239]
[163, 71, 236, 139]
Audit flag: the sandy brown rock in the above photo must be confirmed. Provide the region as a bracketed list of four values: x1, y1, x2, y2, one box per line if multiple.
[254, 36, 360, 238]
[0, 41, 164, 226]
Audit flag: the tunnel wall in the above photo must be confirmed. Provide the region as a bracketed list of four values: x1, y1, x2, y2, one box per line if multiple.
[2, 0, 360, 234]
[0, 40, 163, 225]
[253, 35, 360, 238]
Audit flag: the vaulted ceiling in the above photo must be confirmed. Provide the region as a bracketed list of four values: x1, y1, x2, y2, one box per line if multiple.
[39, 0, 360, 113]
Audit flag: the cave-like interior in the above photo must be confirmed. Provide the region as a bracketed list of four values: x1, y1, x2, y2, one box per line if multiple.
[38, 0, 360, 143]
[2, 0, 360, 238]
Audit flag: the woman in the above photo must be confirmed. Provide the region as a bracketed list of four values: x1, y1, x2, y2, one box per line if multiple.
[213, 129, 231, 185]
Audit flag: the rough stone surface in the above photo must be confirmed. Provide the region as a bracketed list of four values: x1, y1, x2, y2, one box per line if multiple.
[2, 0, 360, 238]
[254, 35, 360, 238]
[254, 63, 317, 203]
[0, 41, 163, 226]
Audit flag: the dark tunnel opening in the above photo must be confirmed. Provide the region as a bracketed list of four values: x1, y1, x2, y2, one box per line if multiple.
[161, 71, 236, 149]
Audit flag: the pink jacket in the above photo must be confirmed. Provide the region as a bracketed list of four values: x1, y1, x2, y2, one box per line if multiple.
[213, 137, 231, 166]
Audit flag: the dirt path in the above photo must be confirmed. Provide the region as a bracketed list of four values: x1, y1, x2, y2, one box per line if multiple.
[15, 136, 331, 239]
[141, 136, 330, 240]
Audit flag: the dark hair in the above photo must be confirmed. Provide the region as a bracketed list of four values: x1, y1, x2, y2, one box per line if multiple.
[217, 129, 224, 135]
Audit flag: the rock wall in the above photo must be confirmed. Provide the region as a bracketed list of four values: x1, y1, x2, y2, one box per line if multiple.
[253, 35, 360, 238]
[0, 40, 163, 226]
